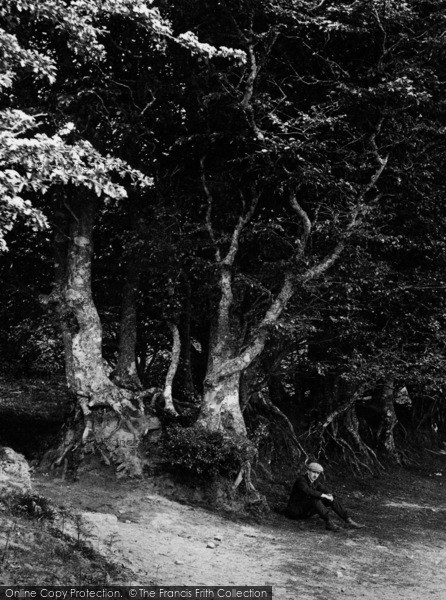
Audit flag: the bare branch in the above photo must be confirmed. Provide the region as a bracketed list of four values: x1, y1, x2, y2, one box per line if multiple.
[302, 41, 350, 79]
[200, 156, 221, 262]
[257, 30, 280, 72]
[360, 155, 388, 202]
[212, 192, 311, 378]
[369, 117, 387, 163]
[201, 160, 261, 268]
[310, 0, 334, 10]
[320, 386, 366, 429]
[301, 193, 383, 282]
[222, 190, 259, 266]
[289, 193, 312, 259]
[215, 271, 295, 380]
[212, 191, 260, 344]
[260, 271, 294, 328]
[140, 89, 156, 115]
[257, 393, 307, 459]
[371, 3, 387, 71]
[212, 120, 389, 382]
[303, 118, 389, 283]
[242, 43, 259, 109]
[63, 199, 80, 224]
[241, 42, 265, 140]
[216, 328, 269, 381]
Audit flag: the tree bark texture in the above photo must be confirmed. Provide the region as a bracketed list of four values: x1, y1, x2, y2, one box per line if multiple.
[60, 196, 118, 404]
[199, 288, 246, 435]
[199, 269, 295, 435]
[163, 322, 180, 414]
[197, 173, 380, 437]
[54, 193, 148, 476]
[198, 208, 298, 434]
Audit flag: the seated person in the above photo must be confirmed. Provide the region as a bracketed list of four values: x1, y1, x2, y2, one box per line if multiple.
[284, 462, 365, 531]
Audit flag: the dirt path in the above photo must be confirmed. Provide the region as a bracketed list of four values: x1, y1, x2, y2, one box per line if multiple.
[34, 466, 446, 600]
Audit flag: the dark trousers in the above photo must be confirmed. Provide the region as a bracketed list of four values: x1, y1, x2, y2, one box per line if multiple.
[286, 497, 349, 523]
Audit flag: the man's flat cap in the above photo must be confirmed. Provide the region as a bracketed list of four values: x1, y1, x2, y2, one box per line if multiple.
[307, 462, 324, 473]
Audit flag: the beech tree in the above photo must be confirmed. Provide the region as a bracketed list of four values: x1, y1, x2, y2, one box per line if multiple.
[0, 0, 245, 475]
[0, 0, 445, 479]
[156, 0, 446, 446]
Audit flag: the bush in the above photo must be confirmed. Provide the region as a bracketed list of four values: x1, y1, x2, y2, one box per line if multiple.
[10, 492, 56, 521]
[161, 424, 251, 480]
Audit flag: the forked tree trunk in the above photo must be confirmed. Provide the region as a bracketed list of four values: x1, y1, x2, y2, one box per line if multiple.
[198, 305, 247, 435]
[198, 137, 388, 439]
[202, 371, 245, 435]
[54, 193, 148, 477]
[197, 262, 285, 435]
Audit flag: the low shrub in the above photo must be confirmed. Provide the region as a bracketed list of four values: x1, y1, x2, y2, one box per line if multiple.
[10, 492, 56, 521]
[161, 424, 251, 480]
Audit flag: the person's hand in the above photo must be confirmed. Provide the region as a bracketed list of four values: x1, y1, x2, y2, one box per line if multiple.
[321, 493, 334, 502]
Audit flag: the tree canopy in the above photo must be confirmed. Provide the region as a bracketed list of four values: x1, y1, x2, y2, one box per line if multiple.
[1, 0, 446, 478]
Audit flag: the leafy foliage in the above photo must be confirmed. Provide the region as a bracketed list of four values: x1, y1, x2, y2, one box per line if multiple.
[0, 0, 246, 250]
[161, 424, 250, 479]
[0, 0, 446, 464]
[10, 492, 56, 521]
[0, 110, 152, 250]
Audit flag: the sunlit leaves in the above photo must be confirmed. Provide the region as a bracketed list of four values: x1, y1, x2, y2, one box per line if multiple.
[0, 29, 57, 85]
[0, 1, 246, 249]
[0, 110, 152, 250]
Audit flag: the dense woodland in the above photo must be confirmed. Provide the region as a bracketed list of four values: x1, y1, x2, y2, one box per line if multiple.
[1, 0, 446, 494]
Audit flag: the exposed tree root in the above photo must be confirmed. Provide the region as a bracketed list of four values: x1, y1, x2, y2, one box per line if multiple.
[255, 394, 307, 459]
[233, 459, 269, 513]
[328, 432, 375, 476]
[343, 407, 385, 470]
[47, 391, 151, 478]
[111, 372, 143, 392]
[306, 398, 385, 474]
[326, 411, 385, 475]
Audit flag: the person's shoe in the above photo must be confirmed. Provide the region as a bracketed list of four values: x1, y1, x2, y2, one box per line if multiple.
[345, 517, 365, 529]
[325, 518, 341, 531]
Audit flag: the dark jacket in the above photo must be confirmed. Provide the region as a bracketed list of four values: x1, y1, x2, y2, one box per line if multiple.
[286, 474, 330, 517]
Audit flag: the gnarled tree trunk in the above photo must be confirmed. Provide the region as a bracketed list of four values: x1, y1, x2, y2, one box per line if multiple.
[202, 372, 245, 435]
[53, 193, 148, 477]
[197, 131, 388, 440]
[199, 302, 247, 435]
